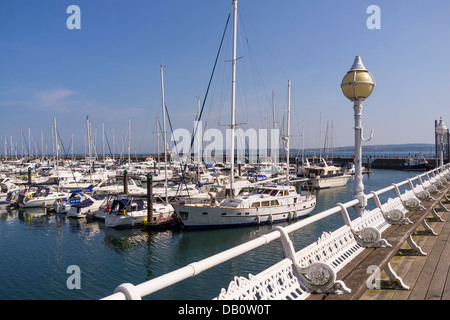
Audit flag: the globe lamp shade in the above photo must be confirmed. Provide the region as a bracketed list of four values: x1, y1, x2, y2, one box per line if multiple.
[341, 56, 375, 101]
[436, 117, 447, 136]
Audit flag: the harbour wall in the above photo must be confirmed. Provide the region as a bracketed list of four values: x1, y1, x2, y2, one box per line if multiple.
[330, 157, 439, 170]
[5, 155, 441, 170]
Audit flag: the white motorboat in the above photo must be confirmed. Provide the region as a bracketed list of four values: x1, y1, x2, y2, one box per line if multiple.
[173, 184, 316, 229]
[153, 183, 200, 200]
[0, 178, 19, 202]
[53, 186, 104, 218]
[66, 194, 105, 218]
[59, 172, 108, 190]
[301, 158, 351, 189]
[18, 184, 70, 209]
[104, 198, 174, 228]
[5, 187, 26, 206]
[93, 194, 118, 221]
[93, 177, 146, 197]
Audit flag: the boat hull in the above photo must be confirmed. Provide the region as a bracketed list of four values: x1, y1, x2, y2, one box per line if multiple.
[105, 212, 147, 228]
[19, 197, 66, 208]
[67, 202, 103, 218]
[311, 175, 350, 189]
[402, 163, 428, 171]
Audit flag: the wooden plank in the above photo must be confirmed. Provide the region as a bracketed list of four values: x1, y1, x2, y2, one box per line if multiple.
[424, 215, 450, 299]
[441, 264, 450, 299]
[408, 215, 450, 299]
[390, 229, 440, 300]
[332, 190, 450, 300]
[325, 210, 431, 300]
[309, 187, 450, 301]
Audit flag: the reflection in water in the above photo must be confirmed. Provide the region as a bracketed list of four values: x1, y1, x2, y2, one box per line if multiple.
[0, 169, 425, 299]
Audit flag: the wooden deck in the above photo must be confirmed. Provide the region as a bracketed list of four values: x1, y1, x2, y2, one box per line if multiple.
[360, 199, 450, 300]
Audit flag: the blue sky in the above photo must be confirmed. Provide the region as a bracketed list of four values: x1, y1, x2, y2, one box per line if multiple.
[1, 0, 450, 155]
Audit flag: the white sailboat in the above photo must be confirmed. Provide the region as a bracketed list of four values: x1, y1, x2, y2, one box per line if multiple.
[172, 1, 316, 229]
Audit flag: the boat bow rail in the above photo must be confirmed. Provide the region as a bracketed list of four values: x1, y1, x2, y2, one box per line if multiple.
[102, 164, 450, 300]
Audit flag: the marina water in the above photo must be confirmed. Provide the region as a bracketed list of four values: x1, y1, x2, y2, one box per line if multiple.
[0, 169, 421, 300]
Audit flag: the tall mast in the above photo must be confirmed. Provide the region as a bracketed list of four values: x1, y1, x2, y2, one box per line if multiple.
[102, 122, 105, 161]
[301, 120, 305, 164]
[230, 0, 237, 198]
[160, 65, 168, 204]
[112, 128, 115, 160]
[86, 116, 91, 162]
[54, 117, 59, 175]
[286, 80, 291, 185]
[156, 117, 160, 167]
[28, 128, 31, 158]
[4, 135, 7, 160]
[41, 130, 44, 161]
[128, 118, 131, 165]
[197, 97, 201, 164]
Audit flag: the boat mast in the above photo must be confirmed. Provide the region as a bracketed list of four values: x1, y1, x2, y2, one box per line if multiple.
[4, 135, 7, 160]
[86, 116, 91, 164]
[102, 122, 105, 161]
[112, 128, 115, 160]
[230, 0, 237, 199]
[286, 80, 291, 185]
[41, 130, 44, 161]
[156, 117, 160, 167]
[160, 65, 169, 204]
[128, 118, 131, 165]
[54, 117, 59, 176]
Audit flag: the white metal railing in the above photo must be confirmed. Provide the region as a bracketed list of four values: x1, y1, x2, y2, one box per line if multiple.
[102, 164, 450, 300]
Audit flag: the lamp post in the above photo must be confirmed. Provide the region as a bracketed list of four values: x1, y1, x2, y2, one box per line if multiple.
[435, 117, 447, 168]
[341, 56, 375, 216]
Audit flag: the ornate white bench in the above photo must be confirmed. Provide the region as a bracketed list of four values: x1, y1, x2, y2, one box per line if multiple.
[216, 177, 447, 300]
[216, 200, 403, 300]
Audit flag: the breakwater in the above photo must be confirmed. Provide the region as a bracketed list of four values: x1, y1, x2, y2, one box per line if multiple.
[3, 154, 440, 171]
[331, 157, 439, 170]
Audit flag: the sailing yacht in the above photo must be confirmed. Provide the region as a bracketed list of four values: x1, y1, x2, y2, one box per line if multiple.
[172, 1, 316, 229]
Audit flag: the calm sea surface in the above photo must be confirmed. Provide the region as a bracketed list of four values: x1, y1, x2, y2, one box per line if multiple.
[0, 169, 422, 300]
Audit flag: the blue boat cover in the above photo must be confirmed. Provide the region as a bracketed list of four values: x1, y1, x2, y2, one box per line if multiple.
[73, 198, 94, 208]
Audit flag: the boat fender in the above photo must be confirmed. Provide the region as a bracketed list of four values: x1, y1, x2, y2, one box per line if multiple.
[58, 198, 62, 203]
[220, 179, 225, 184]
[123, 209, 127, 216]
[27, 194, 33, 199]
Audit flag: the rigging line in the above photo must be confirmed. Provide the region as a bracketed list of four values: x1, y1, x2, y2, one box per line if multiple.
[104, 130, 113, 156]
[164, 102, 192, 197]
[178, 6, 233, 189]
[190, 6, 232, 148]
